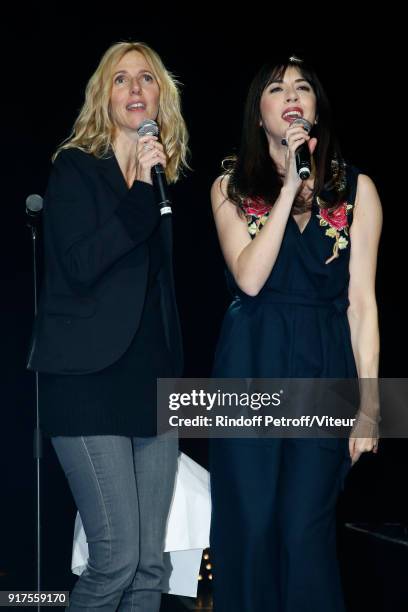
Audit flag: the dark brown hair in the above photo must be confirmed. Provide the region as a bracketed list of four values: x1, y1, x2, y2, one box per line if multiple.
[223, 56, 347, 215]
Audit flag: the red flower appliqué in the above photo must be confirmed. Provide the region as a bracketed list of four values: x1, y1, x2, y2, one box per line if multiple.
[242, 197, 272, 237]
[316, 198, 353, 264]
[243, 197, 272, 217]
[318, 204, 348, 231]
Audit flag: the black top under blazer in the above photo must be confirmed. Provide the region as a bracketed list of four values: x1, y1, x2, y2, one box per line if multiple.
[27, 147, 183, 376]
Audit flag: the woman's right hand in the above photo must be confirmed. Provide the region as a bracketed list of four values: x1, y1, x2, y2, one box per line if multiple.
[282, 123, 317, 196]
[136, 135, 167, 185]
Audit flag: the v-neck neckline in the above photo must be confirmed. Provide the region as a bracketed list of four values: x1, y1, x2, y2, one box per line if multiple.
[96, 148, 133, 197]
[290, 201, 315, 236]
[111, 148, 134, 191]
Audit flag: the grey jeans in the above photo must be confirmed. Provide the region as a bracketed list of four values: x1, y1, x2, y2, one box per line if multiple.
[51, 433, 178, 612]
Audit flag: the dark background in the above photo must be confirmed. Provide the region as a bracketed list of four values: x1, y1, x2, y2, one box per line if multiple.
[0, 12, 406, 608]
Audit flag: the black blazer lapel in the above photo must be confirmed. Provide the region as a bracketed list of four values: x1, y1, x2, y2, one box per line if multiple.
[96, 152, 129, 200]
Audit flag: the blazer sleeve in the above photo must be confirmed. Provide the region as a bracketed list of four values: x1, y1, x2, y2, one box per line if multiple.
[47, 149, 160, 288]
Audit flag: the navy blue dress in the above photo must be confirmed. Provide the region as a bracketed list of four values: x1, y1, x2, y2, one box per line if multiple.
[210, 166, 360, 612]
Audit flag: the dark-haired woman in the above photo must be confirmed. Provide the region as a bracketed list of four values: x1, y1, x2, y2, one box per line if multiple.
[210, 57, 382, 611]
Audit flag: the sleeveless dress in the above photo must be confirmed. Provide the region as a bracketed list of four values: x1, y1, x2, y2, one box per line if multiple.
[213, 167, 359, 380]
[210, 165, 360, 612]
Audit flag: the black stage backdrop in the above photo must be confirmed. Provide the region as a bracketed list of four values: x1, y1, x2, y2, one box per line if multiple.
[0, 13, 405, 598]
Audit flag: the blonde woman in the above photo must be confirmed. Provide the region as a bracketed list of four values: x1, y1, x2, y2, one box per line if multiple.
[27, 41, 188, 611]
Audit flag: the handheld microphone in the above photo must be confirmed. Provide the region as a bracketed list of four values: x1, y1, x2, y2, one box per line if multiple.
[291, 117, 312, 180]
[137, 119, 172, 216]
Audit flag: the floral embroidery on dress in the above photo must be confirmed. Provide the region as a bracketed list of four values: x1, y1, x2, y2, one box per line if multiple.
[242, 197, 271, 237]
[316, 196, 353, 264]
[243, 195, 354, 264]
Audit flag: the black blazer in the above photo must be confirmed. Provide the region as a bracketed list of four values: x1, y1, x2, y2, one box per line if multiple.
[27, 147, 183, 375]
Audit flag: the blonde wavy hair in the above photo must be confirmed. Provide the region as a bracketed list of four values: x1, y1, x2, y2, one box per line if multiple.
[54, 41, 189, 183]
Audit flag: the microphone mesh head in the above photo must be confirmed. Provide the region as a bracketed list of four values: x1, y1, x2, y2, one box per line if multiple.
[137, 119, 159, 137]
[26, 194, 43, 212]
[290, 117, 312, 133]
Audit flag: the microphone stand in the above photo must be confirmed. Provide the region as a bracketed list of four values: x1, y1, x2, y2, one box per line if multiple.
[26, 212, 43, 612]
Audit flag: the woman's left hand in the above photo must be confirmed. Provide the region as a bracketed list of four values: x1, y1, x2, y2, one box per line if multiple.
[349, 435, 378, 466]
[348, 379, 381, 465]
